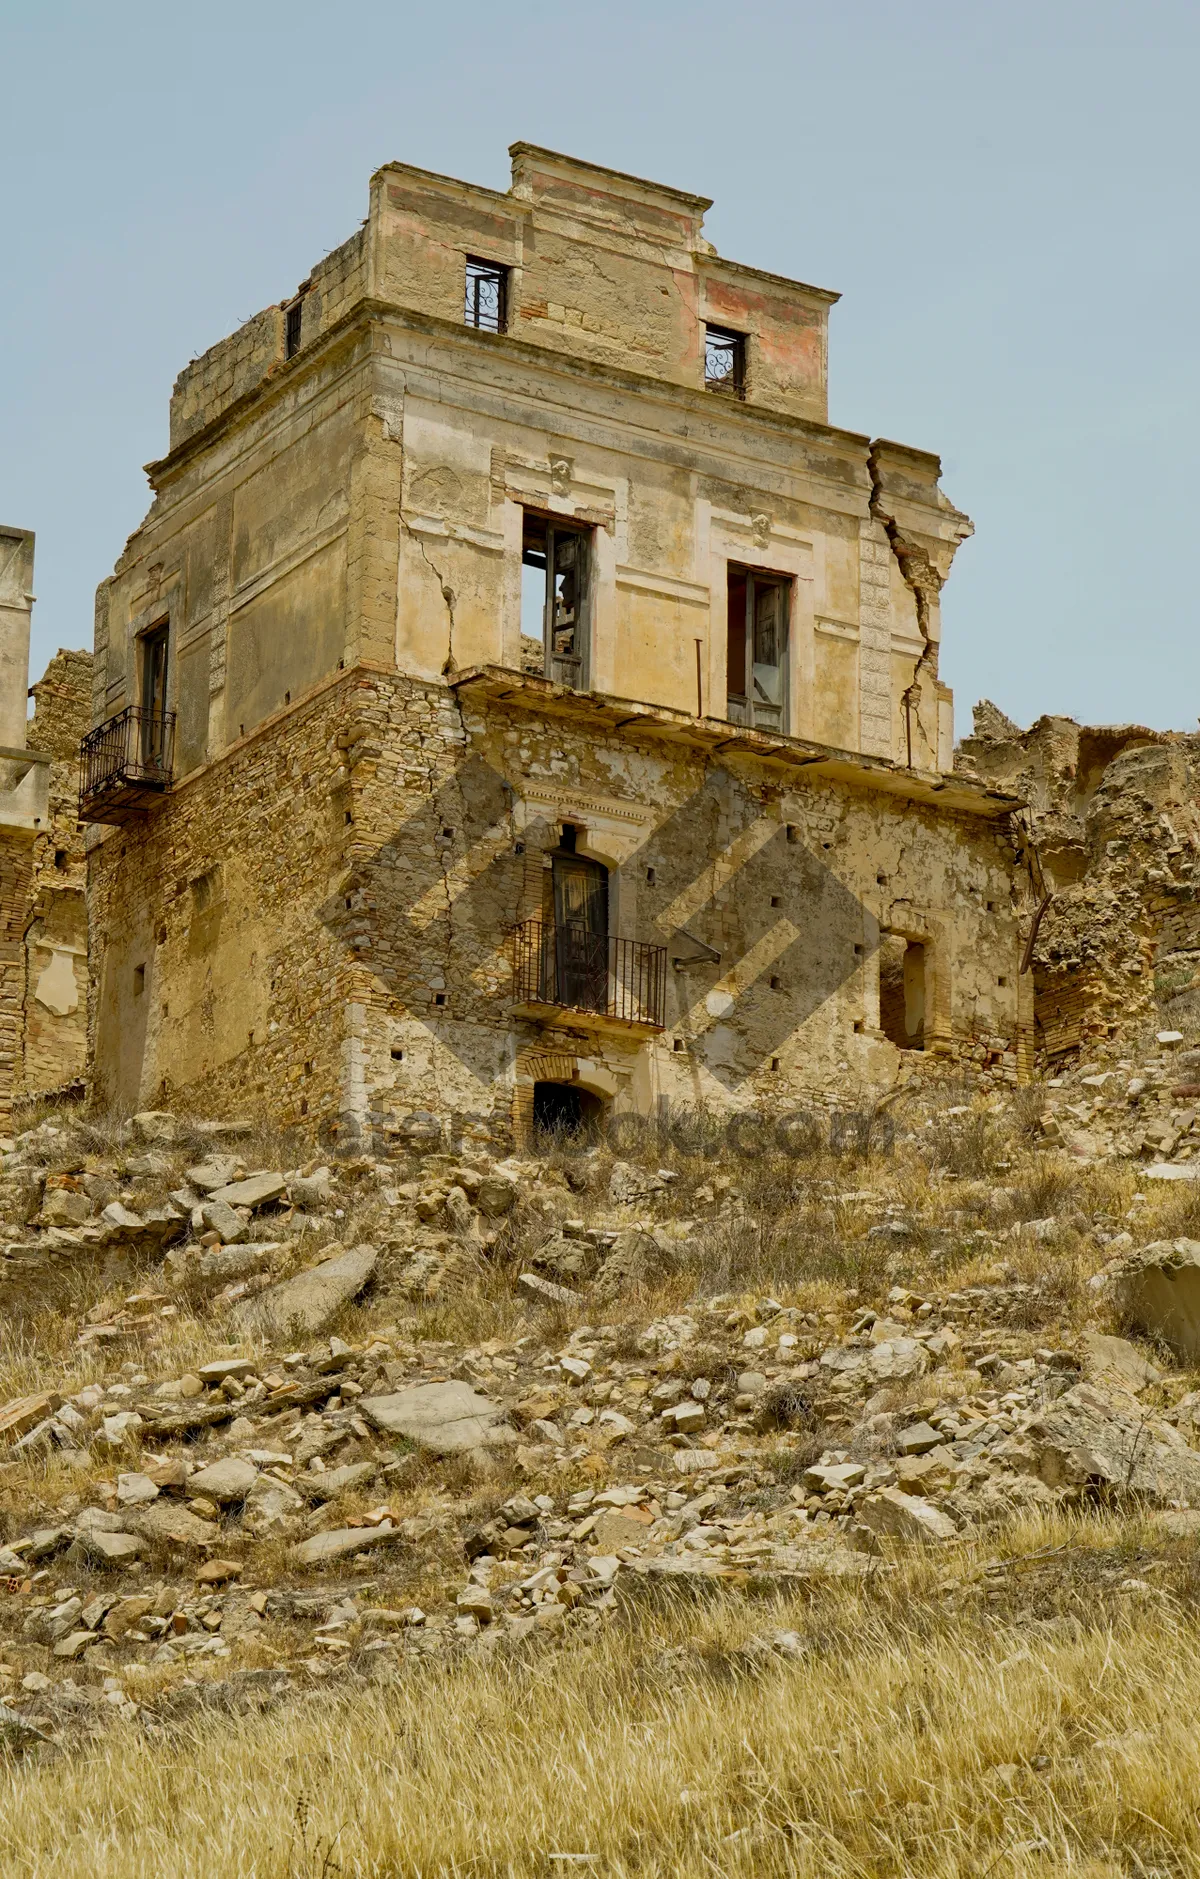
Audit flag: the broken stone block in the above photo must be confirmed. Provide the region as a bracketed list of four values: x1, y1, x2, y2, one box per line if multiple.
[39, 1188, 93, 1228]
[131, 1111, 179, 1145]
[517, 1271, 581, 1308]
[1112, 1241, 1200, 1363]
[857, 1487, 957, 1544]
[868, 1338, 930, 1383]
[130, 1502, 221, 1549]
[186, 1158, 239, 1192]
[187, 1457, 257, 1503]
[53, 1630, 96, 1660]
[243, 1474, 303, 1534]
[803, 1462, 866, 1493]
[896, 1421, 942, 1456]
[200, 1198, 248, 1245]
[298, 1461, 378, 1502]
[0, 1394, 58, 1444]
[116, 1471, 159, 1507]
[209, 1171, 286, 1210]
[361, 1380, 516, 1458]
[1082, 1329, 1162, 1393]
[230, 1242, 377, 1341]
[1022, 1378, 1200, 1504]
[73, 1528, 146, 1567]
[288, 1522, 404, 1568]
[198, 1358, 255, 1383]
[476, 1175, 517, 1218]
[608, 1162, 666, 1206]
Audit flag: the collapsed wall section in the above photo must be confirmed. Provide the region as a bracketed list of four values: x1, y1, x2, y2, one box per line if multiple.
[956, 704, 1200, 1061]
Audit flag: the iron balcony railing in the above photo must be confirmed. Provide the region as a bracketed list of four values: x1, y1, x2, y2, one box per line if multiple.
[512, 918, 667, 1029]
[79, 706, 176, 822]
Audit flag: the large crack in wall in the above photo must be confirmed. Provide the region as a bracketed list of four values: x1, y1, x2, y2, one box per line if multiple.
[867, 445, 943, 770]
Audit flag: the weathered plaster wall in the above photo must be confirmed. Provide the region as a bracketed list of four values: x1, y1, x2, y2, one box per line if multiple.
[109, 144, 966, 789]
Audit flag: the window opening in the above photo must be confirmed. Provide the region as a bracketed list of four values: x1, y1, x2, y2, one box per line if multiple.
[464, 258, 507, 333]
[285, 299, 303, 359]
[139, 623, 170, 775]
[522, 513, 591, 691]
[704, 324, 745, 396]
[878, 936, 926, 1051]
[726, 565, 789, 732]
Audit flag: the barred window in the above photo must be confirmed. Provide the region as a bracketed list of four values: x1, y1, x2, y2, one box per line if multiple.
[465, 258, 507, 333]
[704, 324, 745, 396]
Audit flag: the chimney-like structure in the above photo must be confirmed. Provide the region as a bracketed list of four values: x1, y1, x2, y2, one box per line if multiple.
[0, 529, 34, 752]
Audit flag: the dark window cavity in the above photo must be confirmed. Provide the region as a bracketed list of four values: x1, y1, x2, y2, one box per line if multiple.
[465, 258, 507, 333]
[704, 324, 745, 396]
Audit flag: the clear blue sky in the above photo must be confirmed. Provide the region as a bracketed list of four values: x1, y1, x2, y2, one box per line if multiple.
[3, 0, 1196, 731]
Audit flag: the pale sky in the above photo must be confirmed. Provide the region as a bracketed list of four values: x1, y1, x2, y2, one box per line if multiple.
[2, 0, 1196, 732]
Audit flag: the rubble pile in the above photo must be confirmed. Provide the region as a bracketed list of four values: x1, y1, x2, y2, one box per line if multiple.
[0, 1081, 1197, 1753]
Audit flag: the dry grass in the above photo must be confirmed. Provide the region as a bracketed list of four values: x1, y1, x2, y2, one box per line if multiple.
[0, 1513, 1196, 1876]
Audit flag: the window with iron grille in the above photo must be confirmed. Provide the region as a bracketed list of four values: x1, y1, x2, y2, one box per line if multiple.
[704, 324, 745, 396]
[464, 258, 507, 333]
[285, 298, 304, 359]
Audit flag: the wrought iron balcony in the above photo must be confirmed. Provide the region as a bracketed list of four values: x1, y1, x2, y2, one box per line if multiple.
[512, 918, 667, 1031]
[79, 707, 175, 825]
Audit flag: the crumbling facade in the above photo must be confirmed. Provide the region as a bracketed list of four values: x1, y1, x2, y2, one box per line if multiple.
[0, 531, 90, 1127]
[22, 649, 91, 1100]
[84, 144, 1026, 1141]
[956, 703, 1200, 1062]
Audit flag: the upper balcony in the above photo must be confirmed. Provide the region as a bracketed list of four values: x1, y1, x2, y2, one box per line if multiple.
[79, 707, 175, 826]
[512, 918, 667, 1036]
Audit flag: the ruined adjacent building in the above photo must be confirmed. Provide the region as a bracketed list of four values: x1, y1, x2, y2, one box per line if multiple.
[82, 143, 1028, 1143]
[956, 703, 1200, 1062]
[0, 530, 90, 1126]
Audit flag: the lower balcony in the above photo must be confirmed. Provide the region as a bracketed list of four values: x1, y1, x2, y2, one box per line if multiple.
[512, 919, 667, 1035]
[79, 708, 175, 826]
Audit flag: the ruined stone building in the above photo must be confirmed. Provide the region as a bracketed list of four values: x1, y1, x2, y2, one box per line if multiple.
[81, 143, 1028, 1143]
[957, 703, 1200, 1061]
[0, 529, 90, 1127]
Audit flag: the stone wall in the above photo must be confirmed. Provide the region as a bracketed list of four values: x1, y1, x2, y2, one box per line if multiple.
[21, 649, 91, 1102]
[89, 663, 1023, 1137]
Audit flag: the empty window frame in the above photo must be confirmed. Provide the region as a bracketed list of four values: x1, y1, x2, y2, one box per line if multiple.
[284, 298, 304, 358]
[726, 565, 789, 732]
[522, 513, 591, 691]
[464, 258, 508, 333]
[704, 324, 745, 396]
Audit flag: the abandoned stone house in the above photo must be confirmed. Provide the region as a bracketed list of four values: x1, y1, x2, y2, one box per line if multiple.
[81, 142, 1029, 1144]
[0, 529, 90, 1129]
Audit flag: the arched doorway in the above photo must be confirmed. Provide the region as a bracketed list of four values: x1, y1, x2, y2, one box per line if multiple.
[532, 1079, 605, 1143]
